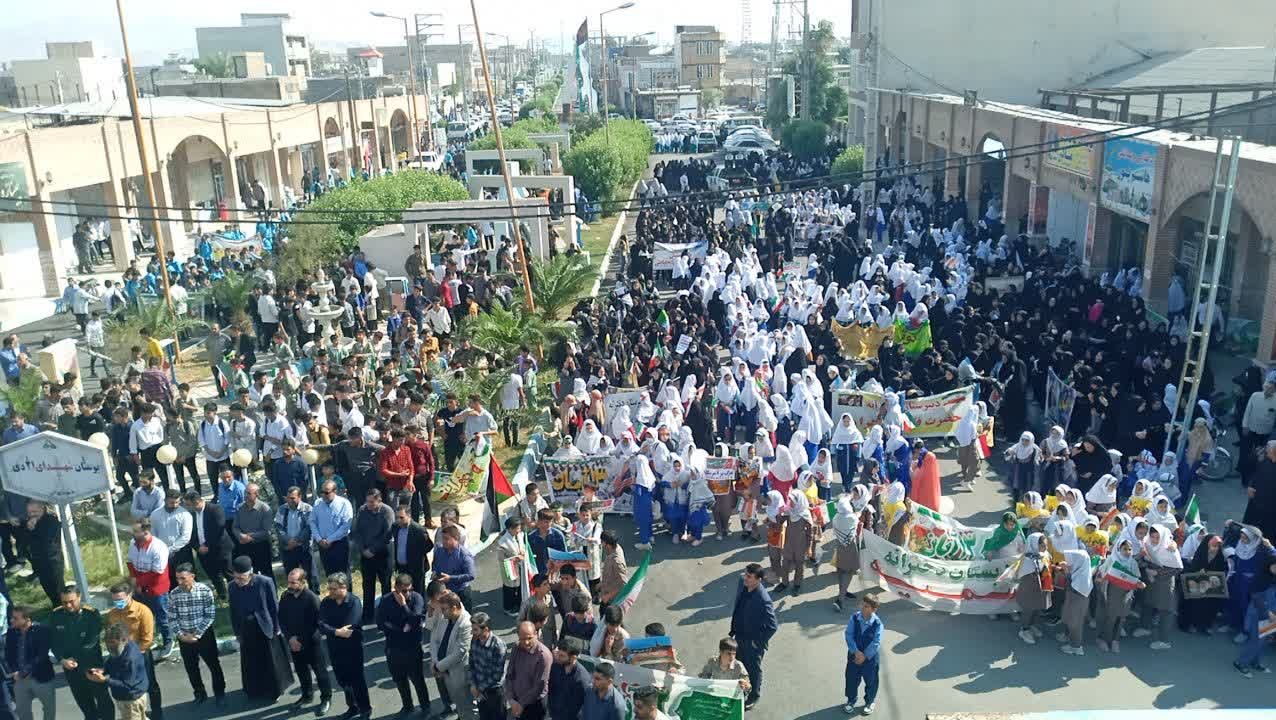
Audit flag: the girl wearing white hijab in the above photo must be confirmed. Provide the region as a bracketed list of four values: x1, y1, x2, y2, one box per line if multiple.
[686, 467, 715, 546]
[1156, 451, 1181, 503]
[1144, 495, 1177, 529]
[860, 425, 885, 467]
[1040, 425, 1070, 493]
[576, 420, 604, 454]
[1014, 532, 1053, 645]
[1065, 487, 1088, 522]
[1096, 538, 1145, 652]
[778, 488, 814, 593]
[768, 445, 799, 499]
[664, 457, 691, 543]
[609, 405, 633, 441]
[1085, 474, 1119, 512]
[714, 372, 740, 444]
[830, 413, 864, 492]
[953, 406, 983, 488]
[810, 448, 835, 503]
[771, 394, 794, 448]
[764, 490, 788, 579]
[630, 454, 658, 550]
[829, 494, 866, 612]
[1135, 524, 1183, 650]
[1004, 432, 1040, 499]
[1059, 547, 1095, 655]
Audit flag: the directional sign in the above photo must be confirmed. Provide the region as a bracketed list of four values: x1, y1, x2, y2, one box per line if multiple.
[0, 432, 111, 504]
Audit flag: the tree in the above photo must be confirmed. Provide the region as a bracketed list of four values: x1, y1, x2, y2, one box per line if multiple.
[529, 254, 596, 320]
[767, 20, 845, 128]
[194, 53, 234, 78]
[780, 119, 829, 161]
[831, 145, 866, 178]
[562, 119, 653, 210]
[701, 87, 723, 110]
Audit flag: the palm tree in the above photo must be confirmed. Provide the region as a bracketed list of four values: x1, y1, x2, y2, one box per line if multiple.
[104, 299, 207, 362]
[194, 53, 234, 79]
[460, 302, 578, 361]
[529, 254, 595, 320]
[208, 271, 257, 326]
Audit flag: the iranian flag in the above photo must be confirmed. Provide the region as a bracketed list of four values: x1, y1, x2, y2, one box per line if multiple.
[1105, 558, 1142, 591]
[901, 407, 917, 433]
[1183, 494, 1200, 526]
[976, 418, 995, 459]
[613, 550, 652, 611]
[518, 534, 539, 602]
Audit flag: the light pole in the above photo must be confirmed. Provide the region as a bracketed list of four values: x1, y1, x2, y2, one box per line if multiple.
[458, 23, 475, 112]
[113, 0, 180, 354]
[485, 32, 510, 97]
[599, 2, 636, 140]
[414, 13, 443, 150]
[370, 11, 422, 162]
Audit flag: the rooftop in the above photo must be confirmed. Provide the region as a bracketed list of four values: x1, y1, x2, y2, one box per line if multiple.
[10, 95, 297, 119]
[1068, 46, 1276, 117]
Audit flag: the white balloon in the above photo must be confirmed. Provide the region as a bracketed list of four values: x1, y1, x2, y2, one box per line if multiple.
[155, 444, 178, 465]
[301, 448, 320, 466]
[231, 448, 254, 468]
[88, 432, 111, 450]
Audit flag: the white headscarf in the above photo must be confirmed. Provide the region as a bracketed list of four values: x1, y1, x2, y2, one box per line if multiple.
[860, 425, 884, 460]
[1017, 533, 1048, 579]
[1231, 526, 1263, 561]
[810, 449, 833, 483]
[1063, 548, 1094, 597]
[787, 488, 813, 524]
[1144, 524, 1184, 569]
[1066, 487, 1087, 519]
[1010, 432, 1038, 461]
[830, 495, 859, 544]
[609, 406, 633, 440]
[1144, 495, 1176, 527]
[884, 425, 908, 455]
[765, 490, 787, 521]
[831, 413, 864, 446]
[1051, 518, 1082, 553]
[1085, 474, 1118, 505]
[885, 481, 906, 505]
[770, 445, 797, 483]
[850, 484, 870, 512]
[953, 406, 979, 447]
[714, 373, 739, 406]
[632, 455, 658, 491]
[576, 420, 604, 454]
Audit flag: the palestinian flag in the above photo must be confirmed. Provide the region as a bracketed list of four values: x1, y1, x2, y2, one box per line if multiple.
[976, 418, 995, 459]
[481, 455, 516, 539]
[614, 549, 652, 611]
[519, 534, 539, 602]
[1105, 558, 1142, 591]
[1183, 494, 1200, 526]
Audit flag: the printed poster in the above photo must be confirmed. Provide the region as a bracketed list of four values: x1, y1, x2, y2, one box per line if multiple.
[1043, 367, 1078, 432]
[1101, 137, 1158, 222]
[861, 532, 1018, 615]
[431, 437, 491, 503]
[704, 457, 738, 496]
[603, 387, 646, 425]
[652, 241, 708, 271]
[830, 320, 893, 359]
[541, 454, 635, 514]
[1045, 124, 1095, 178]
[577, 655, 745, 720]
[832, 386, 975, 438]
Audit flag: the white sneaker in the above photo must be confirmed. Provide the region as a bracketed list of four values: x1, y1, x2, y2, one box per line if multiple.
[863, 703, 875, 715]
[1097, 639, 1110, 652]
[1030, 626, 1044, 638]
[1060, 645, 1084, 656]
[1131, 628, 1152, 638]
[635, 543, 652, 551]
[1234, 632, 1248, 645]
[1018, 629, 1036, 644]
[1149, 641, 1172, 651]
[1054, 632, 1068, 643]
[843, 703, 856, 714]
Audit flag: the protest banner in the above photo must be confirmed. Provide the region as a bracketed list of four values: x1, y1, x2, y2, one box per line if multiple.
[624, 635, 677, 670]
[1043, 368, 1078, 431]
[652, 240, 708, 271]
[431, 438, 491, 503]
[982, 275, 1026, 294]
[861, 532, 1018, 615]
[830, 320, 893, 360]
[542, 455, 612, 508]
[578, 654, 744, 720]
[603, 386, 646, 424]
[704, 457, 738, 496]
[831, 386, 975, 438]
[906, 504, 1009, 561]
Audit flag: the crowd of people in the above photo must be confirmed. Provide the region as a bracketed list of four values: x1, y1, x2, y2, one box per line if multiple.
[3, 134, 1276, 720]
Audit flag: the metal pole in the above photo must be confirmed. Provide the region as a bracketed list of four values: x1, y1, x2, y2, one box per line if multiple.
[469, 0, 537, 313]
[402, 17, 422, 161]
[59, 505, 92, 602]
[114, 0, 181, 355]
[600, 13, 609, 138]
[103, 490, 126, 574]
[800, 0, 810, 120]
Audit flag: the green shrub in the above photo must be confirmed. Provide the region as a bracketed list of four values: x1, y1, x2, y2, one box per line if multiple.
[562, 119, 653, 213]
[832, 145, 866, 179]
[780, 119, 829, 161]
[280, 172, 467, 285]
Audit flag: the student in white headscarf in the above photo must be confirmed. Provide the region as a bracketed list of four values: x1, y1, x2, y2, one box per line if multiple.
[1014, 532, 1053, 645]
[778, 488, 814, 594]
[609, 405, 633, 441]
[1134, 524, 1183, 650]
[829, 492, 867, 613]
[1039, 425, 1070, 492]
[576, 420, 605, 454]
[686, 467, 715, 546]
[631, 454, 658, 550]
[953, 405, 984, 488]
[714, 372, 740, 444]
[1096, 537, 1145, 652]
[830, 413, 864, 493]
[764, 490, 788, 579]
[664, 457, 691, 544]
[768, 445, 799, 499]
[1085, 473, 1119, 513]
[1058, 547, 1095, 655]
[1004, 432, 1040, 499]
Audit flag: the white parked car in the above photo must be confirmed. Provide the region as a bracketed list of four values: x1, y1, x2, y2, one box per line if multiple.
[404, 152, 443, 173]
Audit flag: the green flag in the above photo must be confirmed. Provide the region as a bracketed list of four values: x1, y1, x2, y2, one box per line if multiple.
[893, 319, 933, 355]
[1183, 494, 1200, 526]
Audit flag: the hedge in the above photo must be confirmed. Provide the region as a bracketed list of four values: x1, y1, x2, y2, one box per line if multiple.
[780, 119, 829, 161]
[561, 119, 653, 212]
[279, 172, 468, 285]
[832, 145, 866, 178]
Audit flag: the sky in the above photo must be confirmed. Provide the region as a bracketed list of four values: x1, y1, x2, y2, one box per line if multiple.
[2, 0, 853, 65]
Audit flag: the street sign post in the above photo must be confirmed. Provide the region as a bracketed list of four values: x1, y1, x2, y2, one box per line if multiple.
[0, 432, 121, 600]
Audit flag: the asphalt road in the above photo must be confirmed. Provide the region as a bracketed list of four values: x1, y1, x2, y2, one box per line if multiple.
[39, 439, 1267, 720]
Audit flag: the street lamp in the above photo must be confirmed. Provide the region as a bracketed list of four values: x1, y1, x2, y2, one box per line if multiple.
[599, 2, 636, 139]
[485, 32, 510, 97]
[370, 10, 422, 162]
[458, 23, 475, 111]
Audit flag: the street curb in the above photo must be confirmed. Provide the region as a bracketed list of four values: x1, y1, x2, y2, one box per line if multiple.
[588, 178, 642, 298]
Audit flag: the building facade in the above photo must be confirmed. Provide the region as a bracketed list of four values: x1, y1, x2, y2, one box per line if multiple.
[9, 42, 126, 106]
[196, 13, 311, 78]
[673, 25, 724, 90]
[874, 90, 1276, 362]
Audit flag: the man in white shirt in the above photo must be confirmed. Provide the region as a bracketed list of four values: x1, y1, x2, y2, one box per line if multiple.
[425, 300, 452, 337]
[129, 402, 171, 490]
[198, 403, 231, 480]
[150, 488, 193, 586]
[499, 371, 525, 447]
[258, 402, 294, 465]
[257, 288, 280, 352]
[168, 284, 189, 317]
[227, 403, 259, 463]
[1242, 381, 1276, 485]
[362, 268, 380, 324]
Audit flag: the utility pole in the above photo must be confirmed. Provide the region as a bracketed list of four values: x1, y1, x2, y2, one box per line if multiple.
[860, 0, 880, 240]
[468, 0, 536, 313]
[414, 13, 443, 150]
[344, 67, 362, 175]
[799, 0, 810, 120]
[113, 0, 180, 354]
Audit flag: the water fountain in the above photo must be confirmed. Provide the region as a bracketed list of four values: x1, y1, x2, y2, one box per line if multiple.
[304, 270, 354, 354]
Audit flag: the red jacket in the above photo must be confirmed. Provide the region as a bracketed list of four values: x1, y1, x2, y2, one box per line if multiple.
[378, 444, 415, 491]
[408, 439, 436, 485]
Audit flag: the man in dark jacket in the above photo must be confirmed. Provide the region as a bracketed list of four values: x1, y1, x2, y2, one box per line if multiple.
[548, 637, 591, 720]
[729, 563, 777, 711]
[51, 585, 113, 720]
[279, 569, 333, 716]
[328, 429, 384, 503]
[390, 505, 432, 596]
[351, 489, 394, 625]
[88, 625, 149, 718]
[184, 491, 231, 597]
[24, 501, 64, 607]
[375, 574, 431, 715]
[7, 605, 55, 719]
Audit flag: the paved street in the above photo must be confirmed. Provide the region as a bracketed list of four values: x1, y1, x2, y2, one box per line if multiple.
[37, 438, 1267, 720]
